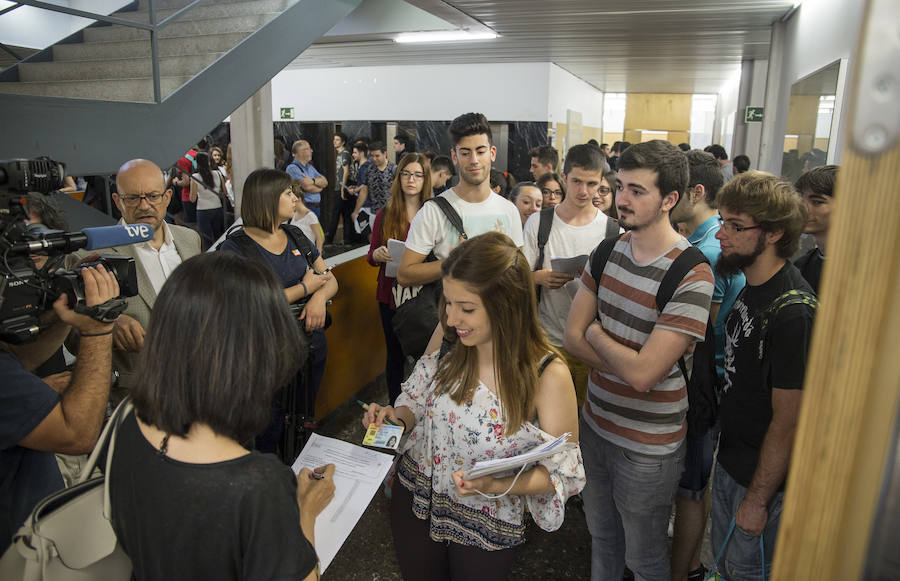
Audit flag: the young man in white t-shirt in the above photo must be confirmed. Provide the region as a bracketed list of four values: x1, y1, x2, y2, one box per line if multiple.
[398, 112, 523, 287]
[523, 144, 619, 407]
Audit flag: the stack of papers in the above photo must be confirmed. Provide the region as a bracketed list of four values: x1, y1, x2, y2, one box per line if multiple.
[464, 432, 573, 479]
[385, 238, 406, 278]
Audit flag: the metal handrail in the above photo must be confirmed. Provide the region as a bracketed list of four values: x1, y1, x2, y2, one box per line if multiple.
[0, 4, 23, 17]
[11, 0, 206, 103]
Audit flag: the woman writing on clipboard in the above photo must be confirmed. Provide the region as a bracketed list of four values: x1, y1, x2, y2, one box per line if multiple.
[110, 253, 334, 580]
[362, 232, 585, 580]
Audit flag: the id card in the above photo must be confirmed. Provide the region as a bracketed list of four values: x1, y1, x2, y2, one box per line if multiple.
[362, 423, 403, 450]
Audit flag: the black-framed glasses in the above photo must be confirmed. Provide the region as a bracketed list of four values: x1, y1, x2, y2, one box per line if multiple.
[120, 193, 165, 207]
[399, 170, 424, 180]
[717, 216, 762, 234]
[541, 188, 563, 197]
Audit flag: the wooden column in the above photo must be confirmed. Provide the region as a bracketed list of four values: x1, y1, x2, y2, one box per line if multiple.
[772, 1, 900, 576]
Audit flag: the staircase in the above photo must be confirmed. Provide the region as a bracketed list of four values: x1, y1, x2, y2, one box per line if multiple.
[0, 0, 362, 174]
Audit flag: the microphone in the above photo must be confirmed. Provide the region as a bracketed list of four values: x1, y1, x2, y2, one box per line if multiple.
[11, 224, 155, 254]
[82, 224, 154, 250]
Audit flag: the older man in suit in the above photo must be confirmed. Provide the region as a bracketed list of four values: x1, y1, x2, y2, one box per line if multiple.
[71, 159, 200, 401]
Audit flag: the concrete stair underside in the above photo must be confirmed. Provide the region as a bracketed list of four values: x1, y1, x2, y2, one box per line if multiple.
[0, 0, 285, 102]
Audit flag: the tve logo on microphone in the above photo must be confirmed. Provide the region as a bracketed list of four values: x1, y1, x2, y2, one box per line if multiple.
[125, 224, 152, 239]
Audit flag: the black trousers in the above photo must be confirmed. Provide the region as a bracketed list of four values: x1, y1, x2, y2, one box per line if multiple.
[390, 483, 518, 581]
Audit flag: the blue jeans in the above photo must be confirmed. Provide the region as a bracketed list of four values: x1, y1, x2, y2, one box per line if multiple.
[710, 464, 783, 581]
[580, 418, 685, 581]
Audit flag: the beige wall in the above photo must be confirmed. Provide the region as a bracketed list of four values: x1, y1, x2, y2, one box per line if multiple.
[624, 93, 692, 132]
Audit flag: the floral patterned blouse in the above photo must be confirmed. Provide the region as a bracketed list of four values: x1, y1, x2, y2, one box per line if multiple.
[395, 351, 586, 551]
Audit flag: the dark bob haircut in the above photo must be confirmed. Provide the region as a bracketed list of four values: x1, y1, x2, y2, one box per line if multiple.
[132, 252, 305, 442]
[241, 168, 292, 232]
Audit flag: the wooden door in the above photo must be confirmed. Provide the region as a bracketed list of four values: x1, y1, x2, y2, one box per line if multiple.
[772, 0, 900, 578]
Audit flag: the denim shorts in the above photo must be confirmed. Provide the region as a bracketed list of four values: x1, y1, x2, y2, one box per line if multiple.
[677, 423, 720, 500]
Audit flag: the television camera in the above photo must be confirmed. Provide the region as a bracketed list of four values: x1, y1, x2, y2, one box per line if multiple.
[0, 157, 141, 343]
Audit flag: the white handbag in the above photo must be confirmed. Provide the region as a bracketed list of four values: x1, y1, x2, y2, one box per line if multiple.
[0, 399, 134, 580]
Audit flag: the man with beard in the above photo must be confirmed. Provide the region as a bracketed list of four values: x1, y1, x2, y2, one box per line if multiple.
[710, 172, 816, 580]
[69, 159, 201, 402]
[398, 112, 523, 287]
[564, 140, 714, 581]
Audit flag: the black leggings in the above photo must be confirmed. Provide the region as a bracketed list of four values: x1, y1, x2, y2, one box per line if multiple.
[390, 483, 518, 581]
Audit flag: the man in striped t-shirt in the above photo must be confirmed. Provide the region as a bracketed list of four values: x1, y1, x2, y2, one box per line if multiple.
[564, 141, 714, 581]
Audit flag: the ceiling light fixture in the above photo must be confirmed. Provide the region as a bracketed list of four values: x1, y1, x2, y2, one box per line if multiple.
[394, 30, 498, 44]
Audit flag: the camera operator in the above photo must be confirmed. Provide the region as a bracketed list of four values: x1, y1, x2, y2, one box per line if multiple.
[67, 159, 201, 404]
[0, 265, 121, 552]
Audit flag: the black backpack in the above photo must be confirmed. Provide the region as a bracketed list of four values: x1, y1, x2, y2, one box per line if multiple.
[589, 235, 719, 436]
[391, 197, 468, 359]
[534, 207, 620, 301]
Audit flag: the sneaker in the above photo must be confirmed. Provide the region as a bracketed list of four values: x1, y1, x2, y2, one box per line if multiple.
[687, 565, 708, 581]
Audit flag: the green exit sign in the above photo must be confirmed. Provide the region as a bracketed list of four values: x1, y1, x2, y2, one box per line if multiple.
[279, 107, 294, 120]
[745, 106, 764, 123]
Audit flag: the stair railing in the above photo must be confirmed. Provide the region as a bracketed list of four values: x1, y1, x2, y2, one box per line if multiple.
[10, 0, 206, 102]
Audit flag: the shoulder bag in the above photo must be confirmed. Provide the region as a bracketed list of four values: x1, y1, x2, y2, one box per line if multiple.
[0, 399, 134, 581]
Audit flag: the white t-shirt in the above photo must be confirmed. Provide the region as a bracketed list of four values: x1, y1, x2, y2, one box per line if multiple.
[405, 188, 524, 259]
[192, 173, 223, 210]
[290, 211, 320, 245]
[522, 207, 619, 346]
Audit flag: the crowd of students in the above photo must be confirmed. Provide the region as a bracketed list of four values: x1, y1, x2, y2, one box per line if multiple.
[1, 109, 837, 581]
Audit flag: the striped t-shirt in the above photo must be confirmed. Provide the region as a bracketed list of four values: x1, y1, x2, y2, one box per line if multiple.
[580, 233, 714, 455]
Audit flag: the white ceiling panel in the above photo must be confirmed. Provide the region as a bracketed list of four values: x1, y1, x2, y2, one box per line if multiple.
[292, 0, 796, 94]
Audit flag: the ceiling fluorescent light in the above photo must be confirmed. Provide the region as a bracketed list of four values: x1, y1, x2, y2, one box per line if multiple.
[395, 30, 498, 44]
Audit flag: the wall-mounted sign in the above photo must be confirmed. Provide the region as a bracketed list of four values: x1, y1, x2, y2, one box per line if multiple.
[280, 107, 294, 120]
[745, 106, 764, 123]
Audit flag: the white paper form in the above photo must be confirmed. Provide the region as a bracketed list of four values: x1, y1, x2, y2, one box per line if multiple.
[550, 255, 589, 277]
[291, 433, 393, 572]
[385, 238, 406, 278]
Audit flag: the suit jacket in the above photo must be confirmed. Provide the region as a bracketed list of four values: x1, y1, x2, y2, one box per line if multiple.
[69, 224, 201, 393]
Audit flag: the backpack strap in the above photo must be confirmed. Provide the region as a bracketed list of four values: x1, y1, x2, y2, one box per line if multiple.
[281, 223, 317, 264]
[588, 233, 624, 287]
[604, 216, 620, 239]
[428, 196, 468, 240]
[534, 206, 556, 271]
[655, 246, 709, 312]
[759, 289, 818, 363]
[219, 227, 257, 257]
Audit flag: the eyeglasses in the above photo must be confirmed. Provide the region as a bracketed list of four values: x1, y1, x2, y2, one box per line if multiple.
[541, 188, 563, 197]
[596, 187, 612, 196]
[120, 193, 165, 207]
[717, 216, 763, 234]
[399, 171, 425, 180]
